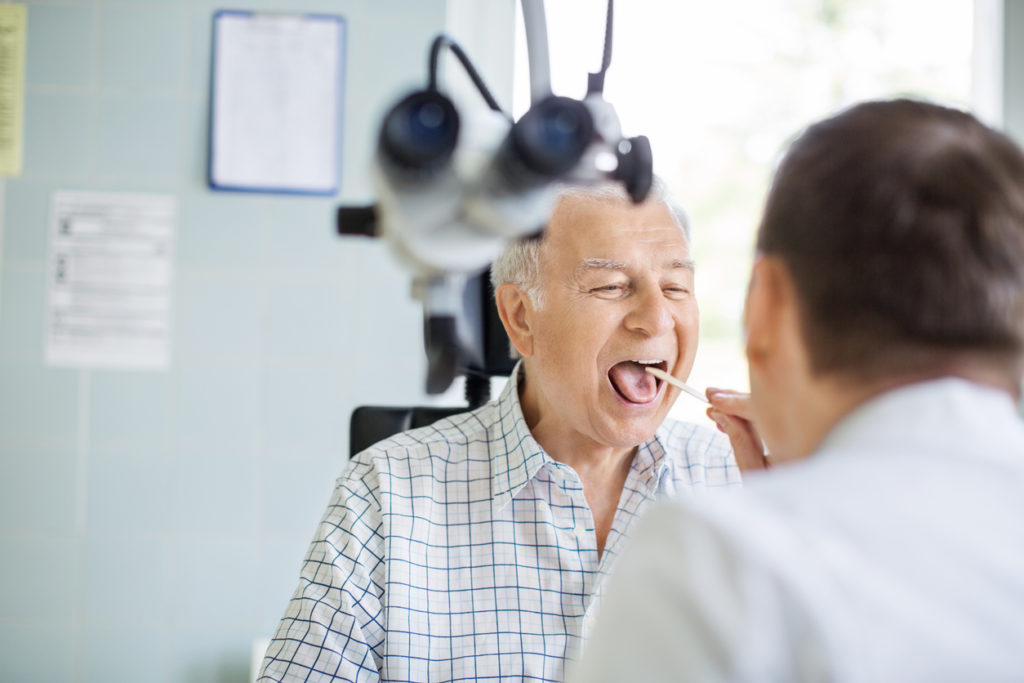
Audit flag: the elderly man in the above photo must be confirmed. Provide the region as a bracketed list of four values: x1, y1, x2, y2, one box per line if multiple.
[571, 99, 1024, 682]
[258, 180, 740, 682]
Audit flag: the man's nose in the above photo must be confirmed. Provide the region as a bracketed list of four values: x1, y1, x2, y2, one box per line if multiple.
[624, 285, 674, 336]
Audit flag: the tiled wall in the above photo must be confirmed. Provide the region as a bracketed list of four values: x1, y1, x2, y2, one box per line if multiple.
[0, 1, 512, 681]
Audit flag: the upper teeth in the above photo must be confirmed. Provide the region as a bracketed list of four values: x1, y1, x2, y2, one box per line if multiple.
[636, 359, 661, 364]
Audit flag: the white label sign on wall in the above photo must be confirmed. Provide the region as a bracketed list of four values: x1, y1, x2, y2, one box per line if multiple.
[45, 191, 176, 371]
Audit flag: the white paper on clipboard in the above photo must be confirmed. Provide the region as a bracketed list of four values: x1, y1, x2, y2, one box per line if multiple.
[209, 11, 345, 195]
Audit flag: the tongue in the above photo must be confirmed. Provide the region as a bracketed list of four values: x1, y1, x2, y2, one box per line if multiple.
[609, 361, 659, 403]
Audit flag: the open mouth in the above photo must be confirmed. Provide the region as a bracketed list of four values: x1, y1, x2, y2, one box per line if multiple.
[608, 359, 667, 404]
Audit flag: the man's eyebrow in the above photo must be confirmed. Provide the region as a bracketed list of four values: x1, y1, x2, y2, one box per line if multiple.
[579, 257, 629, 272]
[576, 256, 696, 274]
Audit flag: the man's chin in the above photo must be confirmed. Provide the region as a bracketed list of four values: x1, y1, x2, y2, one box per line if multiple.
[595, 388, 670, 445]
[601, 415, 664, 450]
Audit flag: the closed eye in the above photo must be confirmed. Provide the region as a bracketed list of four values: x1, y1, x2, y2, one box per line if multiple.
[663, 285, 691, 298]
[590, 283, 630, 298]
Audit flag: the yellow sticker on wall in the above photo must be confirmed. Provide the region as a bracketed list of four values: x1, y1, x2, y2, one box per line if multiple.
[0, 5, 26, 176]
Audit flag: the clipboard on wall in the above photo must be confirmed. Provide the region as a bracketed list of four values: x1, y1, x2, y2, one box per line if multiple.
[209, 10, 346, 195]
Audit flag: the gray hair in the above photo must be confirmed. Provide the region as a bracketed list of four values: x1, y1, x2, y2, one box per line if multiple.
[490, 176, 690, 310]
[490, 177, 691, 358]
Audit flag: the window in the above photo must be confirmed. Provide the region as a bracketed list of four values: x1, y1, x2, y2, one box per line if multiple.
[516, 0, 977, 423]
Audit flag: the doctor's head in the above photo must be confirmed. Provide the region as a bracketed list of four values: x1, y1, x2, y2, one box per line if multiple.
[492, 180, 700, 454]
[745, 98, 1024, 459]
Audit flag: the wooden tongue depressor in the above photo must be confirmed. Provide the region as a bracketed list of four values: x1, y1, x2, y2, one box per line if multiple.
[644, 366, 709, 405]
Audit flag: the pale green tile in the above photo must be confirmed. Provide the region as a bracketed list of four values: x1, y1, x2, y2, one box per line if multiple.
[170, 452, 257, 535]
[262, 271, 356, 361]
[0, 358, 79, 443]
[0, 537, 78, 621]
[0, 624, 75, 683]
[97, 5, 185, 92]
[177, 364, 261, 450]
[0, 268, 46, 353]
[0, 443, 77, 534]
[22, 92, 93, 177]
[96, 94, 181, 180]
[262, 365, 347, 452]
[176, 191, 271, 269]
[81, 537, 167, 624]
[261, 454, 342, 535]
[2, 180, 51, 262]
[26, 4, 94, 87]
[80, 625, 166, 683]
[89, 371, 173, 448]
[168, 536, 258, 625]
[175, 271, 264, 360]
[86, 449, 169, 536]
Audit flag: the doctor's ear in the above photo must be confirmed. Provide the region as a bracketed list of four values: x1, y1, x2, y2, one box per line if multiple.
[744, 256, 795, 367]
[495, 283, 535, 358]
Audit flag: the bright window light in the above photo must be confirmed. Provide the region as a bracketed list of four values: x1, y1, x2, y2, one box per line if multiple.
[515, 0, 977, 423]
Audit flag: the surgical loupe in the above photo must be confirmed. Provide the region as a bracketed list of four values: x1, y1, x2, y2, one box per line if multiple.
[338, 0, 652, 395]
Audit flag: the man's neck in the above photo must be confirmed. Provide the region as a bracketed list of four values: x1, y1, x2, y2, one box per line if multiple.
[534, 429, 637, 475]
[515, 366, 640, 473]
[516, 371, 639, 558]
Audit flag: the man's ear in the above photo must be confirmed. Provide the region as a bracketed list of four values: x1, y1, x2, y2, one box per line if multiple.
[495, 283, 535, 358]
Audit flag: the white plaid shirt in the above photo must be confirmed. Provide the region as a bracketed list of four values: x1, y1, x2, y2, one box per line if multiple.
[259, 367, 740, 682]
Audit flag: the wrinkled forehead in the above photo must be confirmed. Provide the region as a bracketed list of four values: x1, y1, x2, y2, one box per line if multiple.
[544, 194, 689, 258]
[572, 255, 695, 282]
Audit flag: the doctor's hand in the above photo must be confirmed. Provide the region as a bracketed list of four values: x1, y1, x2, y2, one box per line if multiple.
[706, 389, 770, 472]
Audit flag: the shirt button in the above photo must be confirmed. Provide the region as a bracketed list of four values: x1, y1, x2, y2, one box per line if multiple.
[574, 524, 589, 541]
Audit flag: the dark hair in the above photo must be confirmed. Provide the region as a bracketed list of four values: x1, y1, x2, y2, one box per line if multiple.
[757, 98, 1024, 380]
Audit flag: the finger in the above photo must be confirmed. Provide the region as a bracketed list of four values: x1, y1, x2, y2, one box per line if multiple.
[706, 389, 755, 421]
[708, 409, 769, 472]
[706, 407, 727, 433]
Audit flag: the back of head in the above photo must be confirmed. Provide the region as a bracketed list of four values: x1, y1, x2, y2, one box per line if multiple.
[758, 98, 1024, 382]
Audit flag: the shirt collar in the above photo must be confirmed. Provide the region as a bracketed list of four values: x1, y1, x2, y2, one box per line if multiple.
[819, 377, 1020, 458]
[633, 427, 672, 491]
[490, 362, 552, 509]
[489, 362, 674, 508]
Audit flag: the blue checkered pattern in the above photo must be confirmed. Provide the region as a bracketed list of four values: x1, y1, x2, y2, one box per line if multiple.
[259, 368, 740, 682]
